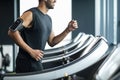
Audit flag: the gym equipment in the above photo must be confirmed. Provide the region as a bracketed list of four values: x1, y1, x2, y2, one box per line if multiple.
[110, 71, 120, 80]
[44, 32, 85, 57]
[0, 51, 2, 69]
[2, 36, 109, 80]
[42, 34, 94, 69]
[42, 35, 94, 63]
[0, 45, 10, 73]
[94, 43, 120, 80]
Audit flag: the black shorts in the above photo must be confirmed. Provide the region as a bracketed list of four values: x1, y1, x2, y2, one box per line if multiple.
[16, 54, 43, 73]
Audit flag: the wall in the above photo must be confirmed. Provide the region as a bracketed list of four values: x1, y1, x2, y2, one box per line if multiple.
[72, 0, 95, 39]
[0, 0, 14, 44]
[117, 0, 120, 43]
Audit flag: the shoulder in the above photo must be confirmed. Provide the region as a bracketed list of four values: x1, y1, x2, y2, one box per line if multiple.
[22, 11, 32, 18]
[20, 10, 33, 28]
[20, 7, 37, 20]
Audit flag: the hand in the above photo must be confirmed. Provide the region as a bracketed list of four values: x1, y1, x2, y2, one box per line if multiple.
[66, 20, 78, 33]
[30, 49, 44, 61]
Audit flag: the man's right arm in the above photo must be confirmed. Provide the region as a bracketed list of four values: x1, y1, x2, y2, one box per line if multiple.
[8, 11, 43, 61]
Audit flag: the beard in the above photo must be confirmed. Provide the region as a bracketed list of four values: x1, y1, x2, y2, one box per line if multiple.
[45, 2, 54, 9]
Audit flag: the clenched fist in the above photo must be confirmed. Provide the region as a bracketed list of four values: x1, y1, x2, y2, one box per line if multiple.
[66, 20, 78, 33]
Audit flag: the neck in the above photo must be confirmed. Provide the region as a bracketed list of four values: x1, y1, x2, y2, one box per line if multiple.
[37, 2, 49, 14]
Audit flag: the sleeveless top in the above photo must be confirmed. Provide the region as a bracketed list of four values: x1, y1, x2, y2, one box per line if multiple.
[18, 7, 52, 59]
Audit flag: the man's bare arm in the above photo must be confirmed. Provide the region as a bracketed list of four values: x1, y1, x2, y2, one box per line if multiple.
[8, 11, 43, 61]
[48, 20, 78, 47]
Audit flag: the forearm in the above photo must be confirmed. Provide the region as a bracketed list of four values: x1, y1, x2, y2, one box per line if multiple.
[51, 29, 70, 47]
[8, 30, 33, 54]
[49, 20, 78, 47]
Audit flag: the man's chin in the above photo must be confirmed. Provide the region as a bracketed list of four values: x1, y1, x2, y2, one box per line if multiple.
[48, 7, 54, 9]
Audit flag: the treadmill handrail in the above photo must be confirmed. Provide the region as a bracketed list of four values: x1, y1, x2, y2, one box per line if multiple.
[42, 35, 94, 63]
[44, 32, 84, 55]
[95, 43, 120, 80]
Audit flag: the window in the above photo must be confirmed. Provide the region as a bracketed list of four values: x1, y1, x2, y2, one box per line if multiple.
[20, 0, 72, 49]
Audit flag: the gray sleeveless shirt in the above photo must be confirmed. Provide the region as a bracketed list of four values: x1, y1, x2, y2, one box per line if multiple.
[19, 7, 52, 58]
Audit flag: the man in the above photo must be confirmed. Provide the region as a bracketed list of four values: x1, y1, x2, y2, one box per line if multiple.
[8, 0, 78, 73]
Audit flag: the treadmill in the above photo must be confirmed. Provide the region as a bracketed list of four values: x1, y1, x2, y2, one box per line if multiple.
[1, 36, 109, 80]
[43, 32, 85, 57]
[42, 34, 94, 69]
[110, 71, 120, 80]
[94, 43, 120, 80]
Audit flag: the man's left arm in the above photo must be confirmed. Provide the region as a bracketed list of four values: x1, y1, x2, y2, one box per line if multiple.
[48, 20, 78, 47]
